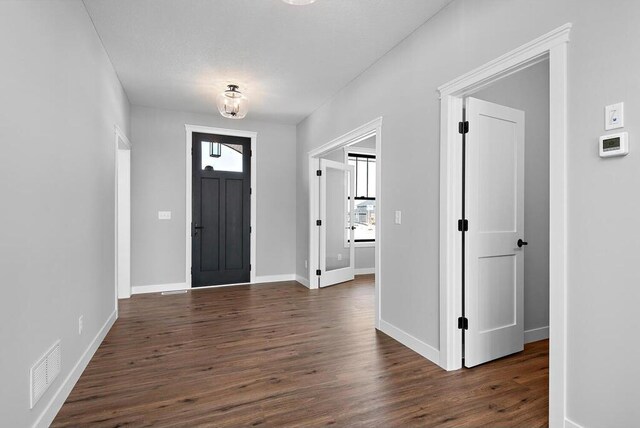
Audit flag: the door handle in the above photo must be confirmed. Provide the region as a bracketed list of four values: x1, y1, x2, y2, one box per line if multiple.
[345, 226, 356, 230]
[194, 226, 205, 229]
[517, 239, 528, 248]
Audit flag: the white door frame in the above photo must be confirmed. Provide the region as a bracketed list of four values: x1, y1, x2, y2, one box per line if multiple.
[185, 124, 257, 287]
[308, 117, 382, 328]
[114, 125, 132, 305]
[437, 24, 571, 427]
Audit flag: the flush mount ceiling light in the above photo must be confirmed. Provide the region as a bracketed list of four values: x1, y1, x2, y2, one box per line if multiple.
[282, 0, 317, 5]
[216, 84, 248, 119]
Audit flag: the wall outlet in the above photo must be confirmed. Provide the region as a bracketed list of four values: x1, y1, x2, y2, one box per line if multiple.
[158, 211, 172, 220]
[304, 260, 308, 269]
[337, 253, 342, 261]
[395, 210, 402, 224]
[78, 315, 83, 335]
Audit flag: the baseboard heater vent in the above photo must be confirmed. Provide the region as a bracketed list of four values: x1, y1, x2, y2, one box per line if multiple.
[30, 340, 61, 408]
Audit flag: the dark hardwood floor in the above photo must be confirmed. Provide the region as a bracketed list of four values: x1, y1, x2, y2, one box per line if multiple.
[53, 275, 548, 427]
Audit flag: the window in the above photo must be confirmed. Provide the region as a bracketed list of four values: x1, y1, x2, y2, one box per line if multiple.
[347, 152, 376, 243]
[201, 141, 243, 172]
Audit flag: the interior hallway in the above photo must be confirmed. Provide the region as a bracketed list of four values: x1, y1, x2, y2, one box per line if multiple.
[53, 276, 548, 427]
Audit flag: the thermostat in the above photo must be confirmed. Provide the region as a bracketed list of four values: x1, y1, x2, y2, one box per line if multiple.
[599, 132, 628, 158]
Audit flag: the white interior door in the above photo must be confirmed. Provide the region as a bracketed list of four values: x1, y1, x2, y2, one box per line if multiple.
[319, 159, 355, 287]
[464, 97, 525, 367]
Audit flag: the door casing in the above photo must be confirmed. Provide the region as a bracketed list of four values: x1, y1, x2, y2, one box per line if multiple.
[185, 124, 257, 288]
[115, 125, 131, 303]
[437, 23, 571, 428]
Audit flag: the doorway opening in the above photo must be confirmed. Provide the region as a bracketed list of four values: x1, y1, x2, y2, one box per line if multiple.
[185, 125, 257, 288]
[438, 24, 570, 426]
[308, 118, 382, 326]
[461, 58, 550, 368]
[115, 125, 132, 302]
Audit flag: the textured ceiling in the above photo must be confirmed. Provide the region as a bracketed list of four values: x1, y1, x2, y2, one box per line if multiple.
[83, 0, 452, 124]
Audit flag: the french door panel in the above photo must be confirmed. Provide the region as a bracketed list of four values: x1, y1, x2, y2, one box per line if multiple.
[319, 159, 355, 288]
[464, 97, 525, 368]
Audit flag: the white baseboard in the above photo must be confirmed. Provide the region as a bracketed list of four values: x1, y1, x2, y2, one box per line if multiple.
[295, 275, 311, 288]
[131, 282, 188, 295]
[255, 274, 296, 283]
[132, 275, 299, 295]
[354, 268, 375, 275]
[34, 309, 117, 428]
[525, 325, 549, 344]
[565, 418, 585, 428]
[378, 319, 440, 366]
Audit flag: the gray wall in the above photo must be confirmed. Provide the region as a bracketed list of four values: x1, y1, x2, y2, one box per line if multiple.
[130, 105, 297, 286]
[473, 60, 550, 333]
[295, 0, 640, 426]
[0, 1, 130, 426]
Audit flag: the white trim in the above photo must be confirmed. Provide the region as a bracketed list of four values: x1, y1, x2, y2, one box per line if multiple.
[295, 275, 311, 288]
[564, 418, 585, 428]
[378, 319, 439, 364]
[114, 125, 131, 303]
[255, 274, 296, 283]
[437, 23, 571, 428]
[525, 326, 549, 344]
[437, 23, 572, 96]
[132, 282, 189, 295]
[308, 117, 382, 329]
[132, 275, 299, 295]
[354, 268, 375, 275]
[184, 124, 257, 288]
[33, 310, 117, 428]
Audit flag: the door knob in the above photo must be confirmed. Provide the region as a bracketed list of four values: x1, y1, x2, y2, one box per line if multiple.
[517, 239, 528, 248]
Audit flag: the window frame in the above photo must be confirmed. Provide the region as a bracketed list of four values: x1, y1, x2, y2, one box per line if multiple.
[344, 147, 376, 248]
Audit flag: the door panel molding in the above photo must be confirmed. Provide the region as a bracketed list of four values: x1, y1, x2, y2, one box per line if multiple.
[185, 125, 257, 288]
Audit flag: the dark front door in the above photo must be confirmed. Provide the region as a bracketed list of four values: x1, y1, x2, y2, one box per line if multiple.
[192, 132, 251, 287]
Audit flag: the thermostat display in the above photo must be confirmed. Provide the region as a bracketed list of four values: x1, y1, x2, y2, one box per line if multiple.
[599, 132, 628, 158]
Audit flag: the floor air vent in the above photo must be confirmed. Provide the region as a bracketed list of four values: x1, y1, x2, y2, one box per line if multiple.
[30, 340, 61, 408]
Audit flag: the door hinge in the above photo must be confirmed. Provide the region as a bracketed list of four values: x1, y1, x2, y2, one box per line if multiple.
[250, 226, 252, 233]
[316, 220, 322, 226]
[250, 187, 252, 195]
[190, 267, 193, 275]
[316, 269, 321, 276]
[458, 316, 468, 330]
[191, 147, 193, 156]
[457, 219, 468, 232]
[316, 170, 322, 176]
[458, 121, 469, 134]
[250, 149, 253, 157]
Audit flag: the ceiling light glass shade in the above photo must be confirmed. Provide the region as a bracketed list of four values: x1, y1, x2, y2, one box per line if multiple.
[216, 84, 248, 119]
[282, 0, 317, 5]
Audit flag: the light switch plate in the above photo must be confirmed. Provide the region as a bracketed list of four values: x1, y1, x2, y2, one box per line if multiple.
[394, 210, 402, 225]
[158, 211, 172, 220]
[605, 102, 624, 130]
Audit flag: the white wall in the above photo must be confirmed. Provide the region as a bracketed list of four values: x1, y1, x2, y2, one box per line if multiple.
[473, 60, 550, 334]
[130, 105, 297, 287]
[0, 1, 130, 426]
[295, 0, 640, 426]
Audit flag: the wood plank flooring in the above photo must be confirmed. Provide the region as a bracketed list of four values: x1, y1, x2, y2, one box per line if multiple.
[53, 275, 548, 427]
